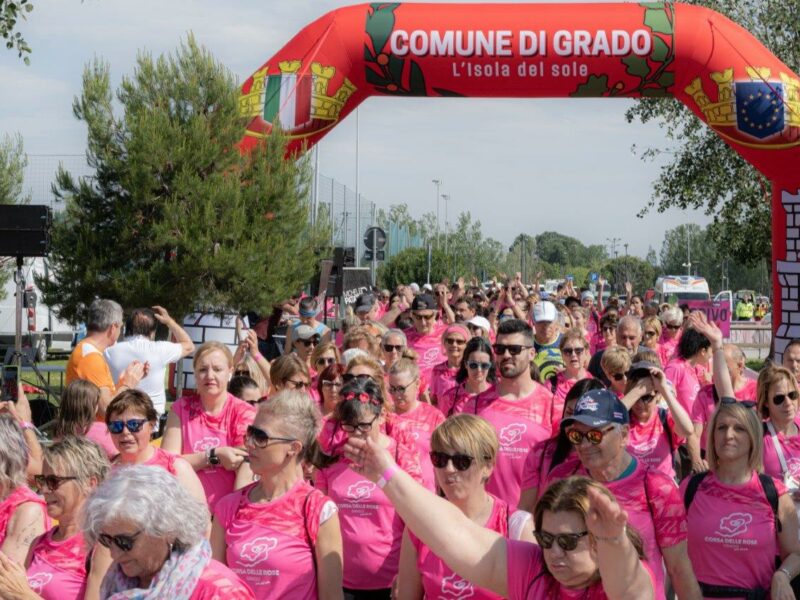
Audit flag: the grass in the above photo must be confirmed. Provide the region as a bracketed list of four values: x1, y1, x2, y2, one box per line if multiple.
[746, 359, 767, 371]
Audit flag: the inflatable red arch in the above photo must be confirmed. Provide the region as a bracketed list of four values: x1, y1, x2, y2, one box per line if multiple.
[238, 2, 800, 359]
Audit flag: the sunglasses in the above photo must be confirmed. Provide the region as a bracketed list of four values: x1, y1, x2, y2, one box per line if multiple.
[383, 344, 404, 353]
[643, 330, 658, 338]
[389, 380, 418, 395]
[245, 425, 297, 449]
[285, 379, 310, 390]
[108, 419, 148, 435]
[316, 357, 336, 367]
[234, 369, 250, 376]
[34, 474, 77, 491]
[638, 393, 655, 404]
[341, 413, 380, 433]
[665, 323, 681, 330]
[534, 530, 588, 552]
[429, 451, 475, 471]
[298, 338, 320, 347]
[720, 397, 757, 409]
[602, 326, 616, 333]
[566, 425, 616, 445]
[413, 312, 436, 321]
[98, 530, 142, 553]
[492, 344, 531, 356]
[562, 347, 584, 356]
[466, 360, 492, 371]
[610, 373, 627, 382]
[321, 379, 343, 389]
[773, 391, 799, 405]
[342, 373, 373, 383]
[445, 337, 467, 346]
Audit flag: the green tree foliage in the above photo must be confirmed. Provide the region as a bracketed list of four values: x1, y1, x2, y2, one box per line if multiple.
[602, 256, 657, 295]
[0, 0, 33, 64]
[0, 132, 31, 299]
[379, 247, 449, 288]
[626, 0, 799, 269]
[39, 36, 323, 323]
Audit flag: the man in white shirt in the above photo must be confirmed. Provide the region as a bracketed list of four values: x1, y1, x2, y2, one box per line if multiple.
[105, 306, 194, 423]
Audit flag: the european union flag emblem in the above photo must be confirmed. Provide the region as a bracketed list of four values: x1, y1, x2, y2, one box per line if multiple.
[736, 82, 785, 139]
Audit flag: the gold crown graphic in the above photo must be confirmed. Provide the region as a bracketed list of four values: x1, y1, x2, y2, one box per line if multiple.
[239, 61, 357, 123]
[685, 67, 800, 128]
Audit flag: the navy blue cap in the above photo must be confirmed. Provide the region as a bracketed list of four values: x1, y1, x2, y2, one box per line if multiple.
[561, 388, 629, 428]
[411, 294, 437, 311]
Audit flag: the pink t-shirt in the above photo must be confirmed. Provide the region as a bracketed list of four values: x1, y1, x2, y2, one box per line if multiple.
[680, 471, 785, 595]
[550, 371, 592, 432]
[430, 361, 459, 405]
[691, 381, 758, 451]
[87, 421, 117, 459]
[172, 393, 256, 510]
[627, 409, 683, 480]
[762, 417, 800, 482]
[390, 404, 445, 491]
[506, 539, 655, 600]
[659, 332, 681, 366]
[405, 324, 448, 382]
[144, 446, 180, 475]
[315, 432, 422, 589]
[545, 459, 687, 600]
[0, 485, 49, 547]
[190, 559, 255, 599]
[213, 480, 335, 600]
[520, 438, 579, 500]
[664, 357, 701, 415]
[437, 383, 490, 418]
[409, 495, 508, 600]
[26, 529, 87, 600]
[457, 388, 551, 508]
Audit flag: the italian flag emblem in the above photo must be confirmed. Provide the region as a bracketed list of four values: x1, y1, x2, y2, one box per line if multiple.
[263, 61, 313, 130]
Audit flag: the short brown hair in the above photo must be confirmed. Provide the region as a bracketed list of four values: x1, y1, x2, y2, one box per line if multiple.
[270, 354, 310, 388]
[106, 389, 158, 424]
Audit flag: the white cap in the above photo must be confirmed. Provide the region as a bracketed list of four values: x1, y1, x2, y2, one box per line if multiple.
[409, 283, 420, 293]
[581, 291, 595, 301]
[422, 283, 433, 292]
[342, 348, 368, 366]
[533, 301, 557, 323]
[467, 316, 491, 333]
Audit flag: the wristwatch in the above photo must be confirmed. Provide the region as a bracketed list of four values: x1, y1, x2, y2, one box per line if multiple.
[208, 448, 221, 466]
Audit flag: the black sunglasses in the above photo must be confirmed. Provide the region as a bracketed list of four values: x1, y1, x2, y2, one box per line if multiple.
[638, 393, 656, 404]
[665, 323, 681, 330]
[562, 347, 584, 356]
[98, 530, 142, 553]
[389, 380, 418, 395]
[245, 425, 296, 449]
[466, 360, 492, 371]
[720, 397, 757, 409]
[285, 379, 309, 390]
[383, 344, 404, 353]
[534, 530, 588, 551]
[773, 391, 799, 405]
[299, 337, 320, 347]
[108, 419, 148, 435]
[34, 474, 77, 491]
[492, 344, 531, 356]
[316, 357, 336, 367]
[429, 451, 475, 471]
[342, 373, 373, 383]
[610, 373, 627, 382]
[341, 413, 380, 433]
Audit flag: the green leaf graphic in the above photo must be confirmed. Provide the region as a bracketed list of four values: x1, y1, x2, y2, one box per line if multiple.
[644, 8, 673, 34]
[387, 54, 404, 84]
[651, 37, 670, 62]
[623, 55, 650, 79]
[657, 71, 675, 88]
[433, 87, 465, 97]
[572, 75, 609, 97]
[366, 7, 396, 57]
[409, 61, 426, 95]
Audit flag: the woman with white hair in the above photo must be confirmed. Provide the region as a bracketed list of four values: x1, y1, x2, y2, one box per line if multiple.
[0, 416, 49, 564]
[82, 465, 254, 599]
[658, 306, 683, 365]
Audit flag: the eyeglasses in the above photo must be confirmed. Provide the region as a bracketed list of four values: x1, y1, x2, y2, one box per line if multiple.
[773, 391, 799, 405]
[298, 338, 319, 347]
[342, 372, 373, 383]
[321, 379, 343, 389]
[98, 530, 142, 553]
[467, 324, 482, 331]
[413, 312, 436, 321]
[610, 373, 627, 382]
[643, 330, 658, 338]
[389, 379, 418, 395]
[720, 397, 757, 409]
[466, 360, 492, 371]
[602, 326, 616, 333]
[492, 344, 531, 356]
[34, 474, 77, 491]
[316, 357, 336, 367]
[534, 530, 588, 552]
[638, 393, 655, 404]
[562, 347, 584, 356]
[234, 369, 250, 376]
[566, 425, 616, 445]
[429, 451, 476, 471]
[383, 344, 404, 353]
[245, 425, 297, 449]
[341, 413, 380, 433]
[285, 379, 310, 390]
[108, 419, 148, 435]
[445, 337, 467, 346]
[665, 323, 681, 330]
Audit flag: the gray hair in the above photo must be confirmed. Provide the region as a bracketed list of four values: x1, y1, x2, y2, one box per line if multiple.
[0, 416, 28, 495]
[382, 328, 407, 347]
[82, 466, 208, 550]
[44, 436, 110, 495]
[87, 299, 123, 333]
[257, 390, 321, 460]
[660, 306, 684, 327]
[617, 315, 643, 334]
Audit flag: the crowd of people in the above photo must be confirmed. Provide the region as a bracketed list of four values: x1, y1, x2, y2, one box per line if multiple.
[0, 276, 798, 599]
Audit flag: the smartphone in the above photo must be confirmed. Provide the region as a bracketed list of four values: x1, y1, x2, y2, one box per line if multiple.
[2, 365, 19, 402]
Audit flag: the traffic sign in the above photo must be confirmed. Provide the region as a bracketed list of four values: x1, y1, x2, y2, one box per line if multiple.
[364, 227, 387, 250]
[364, 249, 385, 261]
[589, 272, 599, 282]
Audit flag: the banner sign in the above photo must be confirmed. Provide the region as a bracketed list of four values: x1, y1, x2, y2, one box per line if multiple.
[686, 299, 732, 338]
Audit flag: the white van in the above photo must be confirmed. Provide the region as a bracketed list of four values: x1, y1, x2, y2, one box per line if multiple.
[654, 275, 711, 304]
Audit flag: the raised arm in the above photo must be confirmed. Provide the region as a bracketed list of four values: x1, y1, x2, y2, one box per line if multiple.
[153, 305, 195, 357]
[687, 312, 732, 398]
[651, 368, 694, 438]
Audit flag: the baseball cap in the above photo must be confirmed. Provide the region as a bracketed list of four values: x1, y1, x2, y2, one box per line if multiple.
[411, 294, 437, 311]
[561, 389, 629, 429]
[581, 291, 595, 302]
[467, 316, 491, 332]
[409, 283, 420, 293]
[628, 360, 658, 379]
[422, 283, 433, 292]
[533, 301, 557, 323]
[354, 293, 376, 314]
[295, 324, 317, 340]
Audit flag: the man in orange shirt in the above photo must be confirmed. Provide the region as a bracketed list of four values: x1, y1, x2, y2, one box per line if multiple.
[66, 298, 146, 416]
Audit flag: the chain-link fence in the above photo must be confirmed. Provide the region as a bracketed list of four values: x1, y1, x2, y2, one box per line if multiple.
[24, 155, 93, 209]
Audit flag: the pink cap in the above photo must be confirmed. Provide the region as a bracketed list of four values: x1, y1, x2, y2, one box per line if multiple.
[443, 323, 470, 342]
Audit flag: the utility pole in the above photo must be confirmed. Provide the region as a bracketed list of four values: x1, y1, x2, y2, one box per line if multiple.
[441, 193, 450, 258]
[432, 179, 441, 249]
[606, 237, 621, 292]
[624, 242, 629, 288]
[355, 108, 361, 266]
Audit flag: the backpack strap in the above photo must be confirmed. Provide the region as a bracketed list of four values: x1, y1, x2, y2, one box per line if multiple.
[303, 489, 317, 574]
[683, 471, 709, 511]
[658, 407, 675, 455]
[757, 473, 782, 533]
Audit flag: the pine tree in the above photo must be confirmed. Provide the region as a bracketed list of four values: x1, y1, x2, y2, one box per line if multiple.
[39, 36, 324, 322]
[0, 132, 31, 300]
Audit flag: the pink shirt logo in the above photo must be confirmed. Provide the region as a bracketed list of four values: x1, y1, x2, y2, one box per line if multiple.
[423, 347, 441, 366]
[239, 536, 279, 566]
[575, 397, 599, 412]
[716, 512, 752, 538]
[441, 573, 475, 598]
[347, 480, 377, 501]
[788, 458, 800, 480]
[192, 436, 220, 452]
[28, 573, 52, 591]
[630, 437, 659, 457]
[499, 423, 527, 446]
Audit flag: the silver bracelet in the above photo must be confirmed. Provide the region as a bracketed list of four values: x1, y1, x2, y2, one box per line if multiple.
[778, 566, 793, 580]
[592, 526, 627, 543]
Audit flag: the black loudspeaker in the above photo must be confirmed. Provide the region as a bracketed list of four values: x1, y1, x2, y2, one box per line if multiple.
[0, 205, 52, 257]
[329, 247, 356, 296]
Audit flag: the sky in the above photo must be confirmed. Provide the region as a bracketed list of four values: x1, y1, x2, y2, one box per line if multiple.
[0, 0, 712, 259]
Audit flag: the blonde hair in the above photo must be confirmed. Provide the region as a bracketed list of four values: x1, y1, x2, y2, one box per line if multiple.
[388, 353, 420, 380]
[44, 436, 110, 494]
[234, 355, 269, 394]
[643, 316, 662, 339]
[431, 414, 498, 469]
[343, 326, 380, 358]
[256, 390, 321, 462]
[601, 346, 631, 375]
[706, 401, 763, 472]
[757, 365, 798, 419]
[192, 341, 233, 370]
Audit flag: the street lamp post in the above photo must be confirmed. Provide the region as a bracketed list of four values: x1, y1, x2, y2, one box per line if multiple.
[432, 179, 441, 249]
[606, 237, 621, 292]
[441, 193, 450, 258]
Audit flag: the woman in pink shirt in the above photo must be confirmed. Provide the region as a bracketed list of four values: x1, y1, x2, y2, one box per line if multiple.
[437, 337, 496, 418]
[641, 317, 664, 366]
[600, 347, 631, 399]
[663, 327, 712, 415]
[680, 400, 800, 598]
[551, 331, 592, 431]
[658, 307, 683, 366]
[51, 379, 116, 459]
[381, 329, 408, 376]
[757, 366, 800, 495]
[316, 363, 346, 417]
[396, 414, 535, 600]
[162, 342, 256, 510]
[212, 390, 343, 600]
[430, 324, 469, 407]
[343, 428, 655, 600]
[0, 437, 110, 600]
[315, 377, 422, 600]
[83, 466, 254, 599]
[106, 389, 207, 505]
